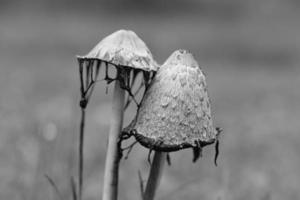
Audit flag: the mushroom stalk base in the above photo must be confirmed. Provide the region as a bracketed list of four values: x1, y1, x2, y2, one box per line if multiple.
[102, 80, 125, 200]
[143, 152, 166, 200]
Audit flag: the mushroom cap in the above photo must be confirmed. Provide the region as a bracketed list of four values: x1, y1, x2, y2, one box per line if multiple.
[131, 49, 217, 151]
[77, 29, 158, 72]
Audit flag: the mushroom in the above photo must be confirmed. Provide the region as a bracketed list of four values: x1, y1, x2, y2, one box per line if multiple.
[76, 30, 158, 200]
[126, 49, 219, 160]
[124, 49, 220, 200]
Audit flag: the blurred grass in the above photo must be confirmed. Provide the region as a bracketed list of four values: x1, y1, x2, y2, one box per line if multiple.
[1, 1, 300, 200]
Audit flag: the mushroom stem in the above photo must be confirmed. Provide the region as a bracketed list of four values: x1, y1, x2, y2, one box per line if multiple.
[143, 151, 167, 200]
[102, 80, 125, 200]
[78, 107, 85, 200]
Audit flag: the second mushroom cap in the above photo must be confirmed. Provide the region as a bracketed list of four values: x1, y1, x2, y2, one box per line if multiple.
[128, 49, 217, 153]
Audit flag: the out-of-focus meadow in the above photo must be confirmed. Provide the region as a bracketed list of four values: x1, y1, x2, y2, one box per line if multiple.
[1, 0, 300, 200]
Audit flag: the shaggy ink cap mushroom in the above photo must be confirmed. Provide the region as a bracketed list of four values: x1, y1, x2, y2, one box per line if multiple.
[76, 30, 159, 200]
[126, 49, 219, 162]
[77, 30, 159, 106]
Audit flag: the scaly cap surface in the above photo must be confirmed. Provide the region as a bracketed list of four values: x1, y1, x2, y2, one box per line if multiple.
[132, 49, 217, 151]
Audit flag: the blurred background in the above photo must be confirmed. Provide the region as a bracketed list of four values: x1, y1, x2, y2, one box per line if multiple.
[1, 0, 300, 200]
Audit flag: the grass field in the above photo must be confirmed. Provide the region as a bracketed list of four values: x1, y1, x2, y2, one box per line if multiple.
[1, 1, 300, 200]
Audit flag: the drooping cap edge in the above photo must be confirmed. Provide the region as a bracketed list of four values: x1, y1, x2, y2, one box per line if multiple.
[122, 128, 215, 152]
[76, 56, 158, 73]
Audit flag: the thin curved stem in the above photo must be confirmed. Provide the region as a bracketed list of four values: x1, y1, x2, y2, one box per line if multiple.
[78, 108, 85, 200]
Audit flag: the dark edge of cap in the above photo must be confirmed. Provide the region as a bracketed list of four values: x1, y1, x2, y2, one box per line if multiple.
[76, 56, 157, 73]
[133, 131, 216, 152]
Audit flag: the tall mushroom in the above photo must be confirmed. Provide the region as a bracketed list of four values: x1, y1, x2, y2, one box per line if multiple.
[124, 49, 220, 200]
[76, 30, 158, 200]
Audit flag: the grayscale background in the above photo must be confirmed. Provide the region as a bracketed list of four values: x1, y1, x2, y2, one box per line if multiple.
[1, 0, 299, 200]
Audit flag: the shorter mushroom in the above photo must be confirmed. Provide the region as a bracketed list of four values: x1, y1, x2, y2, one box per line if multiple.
[124, 49, 220, 162]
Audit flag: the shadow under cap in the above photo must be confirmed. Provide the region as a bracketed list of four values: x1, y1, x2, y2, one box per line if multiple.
[124, 49, 218, 156]
[77, 29, 158, 72]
